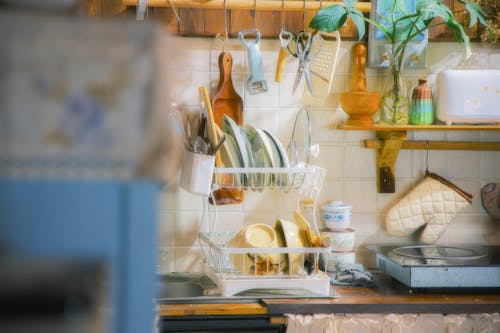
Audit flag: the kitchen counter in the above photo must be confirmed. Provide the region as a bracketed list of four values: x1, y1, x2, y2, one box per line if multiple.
[158, 272, 500, 317]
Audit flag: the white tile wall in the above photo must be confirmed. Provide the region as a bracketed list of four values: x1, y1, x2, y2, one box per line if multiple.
[160, 37, 500, 273]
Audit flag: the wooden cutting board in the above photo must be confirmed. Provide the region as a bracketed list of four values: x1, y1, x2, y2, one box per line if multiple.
[212, 51, 243, 126]
[211, 51, 244, 205]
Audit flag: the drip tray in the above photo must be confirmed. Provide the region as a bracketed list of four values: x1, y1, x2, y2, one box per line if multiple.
[370, 245, 500, 289]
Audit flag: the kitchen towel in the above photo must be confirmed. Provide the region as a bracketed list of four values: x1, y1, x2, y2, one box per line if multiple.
[329, 263, 375, 287]
[386, 171, 472, 243]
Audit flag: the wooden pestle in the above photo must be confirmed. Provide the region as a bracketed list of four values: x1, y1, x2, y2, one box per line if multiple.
[349, 43, 368, 93]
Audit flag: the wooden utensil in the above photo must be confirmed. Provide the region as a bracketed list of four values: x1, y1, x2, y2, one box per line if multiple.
[212, 52, 244, 126]
[350, 42, 368, 93]
[211, 51, 244, 205]
[340, 42, 381, 127]
[199, 86, 222, 166]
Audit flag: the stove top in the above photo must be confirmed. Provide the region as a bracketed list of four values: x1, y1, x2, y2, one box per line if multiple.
[369, 245, 500, 288]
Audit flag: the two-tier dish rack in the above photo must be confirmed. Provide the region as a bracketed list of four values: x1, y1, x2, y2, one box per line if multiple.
[199, 165, 332, 296]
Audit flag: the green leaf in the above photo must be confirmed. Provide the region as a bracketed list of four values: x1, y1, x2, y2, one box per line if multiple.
[446, 18, 471, 58]
[344, 0, 355, 11]
[308, 5, 348, 32]
[349, 9, 366, 40]
[417, 0, 452, 24]
[465, 2, 488, 28]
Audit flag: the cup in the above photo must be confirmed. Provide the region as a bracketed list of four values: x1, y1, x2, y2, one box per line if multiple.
[320, 250, 356, 272]
[180, 149, 215, 196]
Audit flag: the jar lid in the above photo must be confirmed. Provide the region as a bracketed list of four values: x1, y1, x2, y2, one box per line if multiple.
[322, 201, 352, 212]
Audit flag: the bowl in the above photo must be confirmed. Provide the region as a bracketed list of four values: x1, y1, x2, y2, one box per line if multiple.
[274, 219, 305, 274]
[227, 224, 281, 274]
[321, 228, 355, 251]
[340, 91, 381, 126]
[322, 201, 352, 230]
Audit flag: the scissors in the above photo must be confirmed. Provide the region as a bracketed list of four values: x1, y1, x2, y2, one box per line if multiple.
[290, 32, 323, 95]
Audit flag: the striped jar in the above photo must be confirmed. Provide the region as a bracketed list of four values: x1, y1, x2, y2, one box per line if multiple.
[409, 79, 434, 125]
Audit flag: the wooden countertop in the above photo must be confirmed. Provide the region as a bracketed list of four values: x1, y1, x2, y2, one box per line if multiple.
[158, 274, 500, 317]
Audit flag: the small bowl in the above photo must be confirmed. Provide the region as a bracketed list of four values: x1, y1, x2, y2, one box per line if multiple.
[228, 224, 280, 274]
[320, 250, 356, 272]
[322, 201, 352, 230]
[321, 228, 355, 251]
[340, 91, 381, 126]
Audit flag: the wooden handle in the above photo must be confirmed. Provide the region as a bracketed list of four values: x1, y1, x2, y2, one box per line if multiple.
[199, 86, 222, 168]
[350, 42, 367, 93]
[218, 51, 233, 90]
[274, 47, 288, 83]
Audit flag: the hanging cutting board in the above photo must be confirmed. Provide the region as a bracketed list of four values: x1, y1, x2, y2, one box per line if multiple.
[212, 51, 243, 126]
[211, 51, 244, 205]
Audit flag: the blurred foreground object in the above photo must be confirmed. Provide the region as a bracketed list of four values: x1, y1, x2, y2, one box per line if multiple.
[0, 10, 178, 333]
[0, 10, 182, 186]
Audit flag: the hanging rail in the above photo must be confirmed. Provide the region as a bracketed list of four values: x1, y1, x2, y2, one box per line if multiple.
[365, 140, 500, 151]
[122, 0, 371, 13]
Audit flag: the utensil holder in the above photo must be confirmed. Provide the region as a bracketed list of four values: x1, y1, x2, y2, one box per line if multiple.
[180, 150, 215, 196]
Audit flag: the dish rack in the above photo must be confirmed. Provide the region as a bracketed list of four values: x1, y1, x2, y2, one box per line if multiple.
[200, 231, 331, 296]
[200, 165, 332, 296]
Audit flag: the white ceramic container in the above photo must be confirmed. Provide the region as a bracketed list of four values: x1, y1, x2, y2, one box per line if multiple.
[322, 201, 352, 230]
[321, 228, 355, 251]
[320, 250, 356, 272]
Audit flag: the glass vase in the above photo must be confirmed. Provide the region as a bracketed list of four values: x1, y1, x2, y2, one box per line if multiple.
[379, 44, 409, 125]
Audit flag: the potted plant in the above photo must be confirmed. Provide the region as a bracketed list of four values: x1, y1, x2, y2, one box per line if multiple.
[309, 0, 491, 125]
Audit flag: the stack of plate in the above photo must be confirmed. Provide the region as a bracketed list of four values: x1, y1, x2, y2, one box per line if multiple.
[218, 115, 291, 189]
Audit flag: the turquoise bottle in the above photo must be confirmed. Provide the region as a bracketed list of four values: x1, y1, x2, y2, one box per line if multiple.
[409, 79, 434, 125]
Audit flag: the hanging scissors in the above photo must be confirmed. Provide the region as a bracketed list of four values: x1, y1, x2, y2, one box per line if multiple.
[292, 31, 318, 95]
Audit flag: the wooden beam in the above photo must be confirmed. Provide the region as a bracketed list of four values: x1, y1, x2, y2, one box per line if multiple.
[122, 0, 372, 13]
[365, 140, 500, 151]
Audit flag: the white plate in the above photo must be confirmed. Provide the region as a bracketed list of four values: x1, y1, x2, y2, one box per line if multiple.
[245, 124, 274, 188]
[223, 115, 258, 187]
[222, 115, 249, 168]
[263, 130, 290, 187]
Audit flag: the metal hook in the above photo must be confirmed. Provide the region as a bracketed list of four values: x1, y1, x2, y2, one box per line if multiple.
[280, 0, 285, 32]
[223, 0, 228, 50]
[168, 0, 181, 24]
[253, 0, 258, 29]
[425, 140, 430, 174]
[302, 0, 306, 32]
[136, 0, 148, 20]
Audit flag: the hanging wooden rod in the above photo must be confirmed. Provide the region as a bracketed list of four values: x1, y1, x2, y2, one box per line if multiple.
[365, 140, 500, 151]
[122, 0, 371, 13]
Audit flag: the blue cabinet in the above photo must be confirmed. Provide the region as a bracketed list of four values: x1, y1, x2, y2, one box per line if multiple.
[0, 179, 159, 333]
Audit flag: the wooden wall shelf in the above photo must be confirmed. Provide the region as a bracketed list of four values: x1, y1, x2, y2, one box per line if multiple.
[123, 0, 371, 12]
[340, 124, 500, 193]
[341, 124, 500, 131]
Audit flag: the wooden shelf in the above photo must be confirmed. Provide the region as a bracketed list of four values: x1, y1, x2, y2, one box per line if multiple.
[340, 124, 500, 131]
[123, 0, 371, 12]
[340, 123, 500, 193]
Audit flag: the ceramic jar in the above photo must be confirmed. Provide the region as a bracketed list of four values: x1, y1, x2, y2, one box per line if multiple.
[409, 79, 434, 125]
[320, 250, 356, 271]
[321, 228, 355, 251]
[322, 201, 352, 230]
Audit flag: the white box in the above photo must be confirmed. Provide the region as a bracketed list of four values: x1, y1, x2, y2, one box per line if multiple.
[436, 70, 500, 125]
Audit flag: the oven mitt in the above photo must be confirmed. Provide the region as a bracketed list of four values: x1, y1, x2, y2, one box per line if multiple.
[386, 171, 473, 243]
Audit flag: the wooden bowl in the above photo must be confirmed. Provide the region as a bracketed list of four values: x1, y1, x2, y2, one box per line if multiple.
[340, 91, 381, 126]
